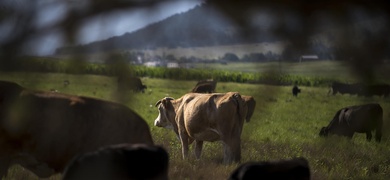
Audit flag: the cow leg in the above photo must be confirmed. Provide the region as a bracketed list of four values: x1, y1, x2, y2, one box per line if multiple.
[0, 157, 11, 178]
[375, 129, 382, 142]
[366, 132, 372, 141]
[375, 117, 383, 142]
[180, 133, 190, 160]
[194, 140, 203, 159]
[222, 143, 233, 164]
[222, 138, 241, 164]
[231, 137, 241, 163]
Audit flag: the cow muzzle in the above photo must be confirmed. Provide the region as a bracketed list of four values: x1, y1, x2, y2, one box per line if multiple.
[154, 114, 163, 127]
[154, 114, 173, 129]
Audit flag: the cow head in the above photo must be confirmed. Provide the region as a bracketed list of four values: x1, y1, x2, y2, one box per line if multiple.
[242, 96, 255, 123]
[154, 97, 175, 129]
[0, 81, 24, 111]
[319, 127, 329, 137]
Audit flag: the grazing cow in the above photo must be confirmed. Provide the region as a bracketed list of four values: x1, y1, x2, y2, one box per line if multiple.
[358, 83, 390, 97]
[292, 85, 301, 97]
[241, 95, 256, 122]
[228, 157, 310, 180]
[328, 82, 361, 96]
[191, 79, 217, 93]
[154, 92, 247, 163]
[0, 80, 154, 178]
[62, 144, 169, 180]
[319, 103, 383, 142]
[117, 76, 147, 93]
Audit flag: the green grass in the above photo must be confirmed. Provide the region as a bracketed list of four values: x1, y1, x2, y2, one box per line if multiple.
[1, 71, 390, 180]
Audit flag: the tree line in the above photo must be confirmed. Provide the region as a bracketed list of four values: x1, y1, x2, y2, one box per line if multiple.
[2, 57, 336, 87]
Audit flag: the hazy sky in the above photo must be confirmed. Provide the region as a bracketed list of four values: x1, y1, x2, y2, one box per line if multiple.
[78, 1, 203, 44]
[20, 0, 203, 56]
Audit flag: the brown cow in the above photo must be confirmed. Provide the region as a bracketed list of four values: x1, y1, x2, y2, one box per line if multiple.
[0, 80, 154, 178]
[62, 143, 169, 180]
[319, 103, 383, 142]
[228, 157, 311, 180]
[154, 92, 247, 164]
[191, 79, 217, 93]
[117, 76, 147, 93]
[241, 95, 256, 122]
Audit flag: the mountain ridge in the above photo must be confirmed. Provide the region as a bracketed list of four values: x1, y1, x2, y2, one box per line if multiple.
[55, 3, 280, 55]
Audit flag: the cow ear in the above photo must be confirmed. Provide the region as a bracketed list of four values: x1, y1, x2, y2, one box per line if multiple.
[155, 100, 162, 107]
[165, 97, 174, 101]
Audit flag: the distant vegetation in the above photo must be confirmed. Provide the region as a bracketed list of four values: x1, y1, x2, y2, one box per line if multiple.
[6, 57, 390, 88]
[2, 57, 357, 87]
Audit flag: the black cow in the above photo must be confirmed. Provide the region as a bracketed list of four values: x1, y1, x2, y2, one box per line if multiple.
[328, 82, 361, 96]
[117, 76, 147, 93]
[62, 144, 169, 180]
[358, 84, 390, 97]
[191, 79, 217, 93]
[319, 103, 383, 142]
[292, 85, 301, 97]
[228, 157, 310, 180]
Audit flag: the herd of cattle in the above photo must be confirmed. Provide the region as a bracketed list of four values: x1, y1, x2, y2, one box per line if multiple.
[0, 78, 386, 179]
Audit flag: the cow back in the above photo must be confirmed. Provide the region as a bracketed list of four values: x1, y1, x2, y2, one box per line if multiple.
[342, 103, 383, 132]
[178, 92, 246, 141]
[62, 144, 169, 180]
[229, 157, 310, 180]
[117, 76, 146, 92]
[191, 80, 217, 93]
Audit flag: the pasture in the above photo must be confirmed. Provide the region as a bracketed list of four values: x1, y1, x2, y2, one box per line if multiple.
[0, 71, 390, 180]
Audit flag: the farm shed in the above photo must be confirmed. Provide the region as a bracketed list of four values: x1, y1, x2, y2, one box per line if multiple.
[299, 55, 319, 62]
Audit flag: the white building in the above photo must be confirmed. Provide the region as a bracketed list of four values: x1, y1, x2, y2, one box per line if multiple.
[167, 62, 179, 68]
[299, 55, 319, 62]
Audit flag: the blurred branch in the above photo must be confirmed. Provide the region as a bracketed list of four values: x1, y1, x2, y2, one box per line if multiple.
[0, 0, 162, 69]
[1, 0, 390, 83]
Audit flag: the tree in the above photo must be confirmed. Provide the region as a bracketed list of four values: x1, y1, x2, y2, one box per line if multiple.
[222, 53, 239, 62]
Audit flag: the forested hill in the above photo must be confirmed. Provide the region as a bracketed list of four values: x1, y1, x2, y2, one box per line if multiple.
[55, 3, 280, 55]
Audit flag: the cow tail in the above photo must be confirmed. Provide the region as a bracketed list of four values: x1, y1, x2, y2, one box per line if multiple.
[327, 85, 332, 95]
[232, 93, 246, 124]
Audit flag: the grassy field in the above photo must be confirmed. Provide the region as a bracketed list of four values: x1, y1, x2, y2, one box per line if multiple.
[0, 70, 390, 180]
